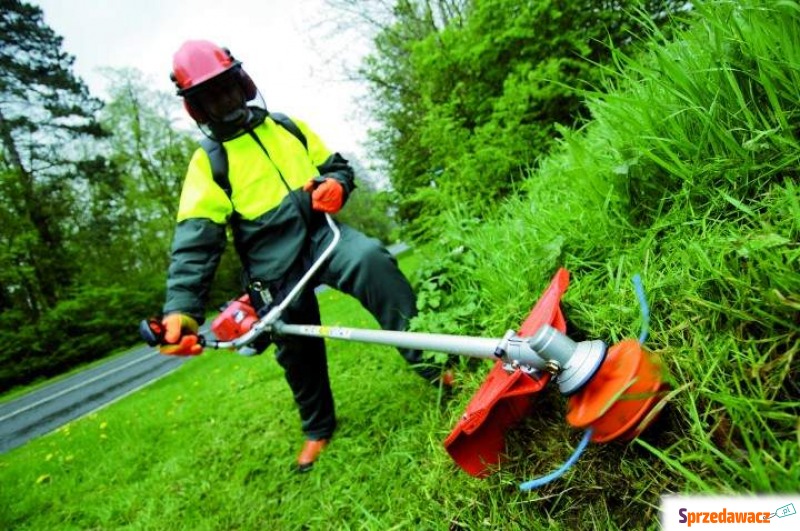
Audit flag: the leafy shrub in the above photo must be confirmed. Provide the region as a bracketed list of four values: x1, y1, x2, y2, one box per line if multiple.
[0, 278, 164, 391]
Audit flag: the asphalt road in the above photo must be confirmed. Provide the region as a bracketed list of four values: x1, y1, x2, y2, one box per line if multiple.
[0, 343, 192, 453]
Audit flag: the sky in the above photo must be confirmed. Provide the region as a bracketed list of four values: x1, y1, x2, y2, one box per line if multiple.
[31, 0, 375, 163]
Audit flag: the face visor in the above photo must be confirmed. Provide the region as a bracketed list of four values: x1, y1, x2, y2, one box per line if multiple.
[183, 66, 267, 141]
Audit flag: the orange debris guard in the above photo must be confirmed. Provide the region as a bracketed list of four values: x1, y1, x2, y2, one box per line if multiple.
[443, 268, 569, 477]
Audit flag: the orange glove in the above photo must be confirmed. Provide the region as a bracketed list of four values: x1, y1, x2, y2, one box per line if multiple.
[160, 313, 203, 356]
[303, 177, 344, 213]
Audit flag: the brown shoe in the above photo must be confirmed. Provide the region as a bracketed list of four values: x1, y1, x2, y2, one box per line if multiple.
[297, 439, 328, 472]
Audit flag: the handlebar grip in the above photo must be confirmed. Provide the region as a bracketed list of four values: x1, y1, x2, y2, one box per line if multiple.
[139, 319, 164, 347]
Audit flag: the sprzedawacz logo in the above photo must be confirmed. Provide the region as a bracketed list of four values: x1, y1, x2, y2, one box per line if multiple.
[677, 503, 796, 527]
[678, 508, 770, 526]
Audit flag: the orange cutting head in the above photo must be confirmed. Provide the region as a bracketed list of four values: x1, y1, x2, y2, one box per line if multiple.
[566, 339, 668, 443]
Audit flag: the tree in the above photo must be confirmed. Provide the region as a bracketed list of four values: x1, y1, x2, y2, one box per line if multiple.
[84, 68, 196, 286]
[0, 0, 106, 314]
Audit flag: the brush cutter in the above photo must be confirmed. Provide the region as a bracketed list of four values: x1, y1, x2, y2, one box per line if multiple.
[140, 214, 669, 484]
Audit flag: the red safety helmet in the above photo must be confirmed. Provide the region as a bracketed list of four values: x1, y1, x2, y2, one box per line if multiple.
[170, 40, 262, 137]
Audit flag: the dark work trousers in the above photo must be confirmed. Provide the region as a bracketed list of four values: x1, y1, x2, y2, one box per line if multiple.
[264, 220, 441, 441]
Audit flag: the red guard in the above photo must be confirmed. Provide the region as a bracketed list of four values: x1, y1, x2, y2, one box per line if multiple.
[444, 268, 569, 477]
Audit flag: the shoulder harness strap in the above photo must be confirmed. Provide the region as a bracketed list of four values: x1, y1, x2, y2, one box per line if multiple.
[200, 137, 231, 198]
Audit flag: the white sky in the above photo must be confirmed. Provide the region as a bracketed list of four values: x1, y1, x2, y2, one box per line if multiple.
[31, 0, 374, 163]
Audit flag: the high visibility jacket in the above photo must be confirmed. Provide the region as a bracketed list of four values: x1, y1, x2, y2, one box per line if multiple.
[163, 115, 355, 322]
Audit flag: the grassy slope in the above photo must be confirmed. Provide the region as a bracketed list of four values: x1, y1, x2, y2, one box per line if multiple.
[406, 0, 798, 526]
[2, 255, 577, 531]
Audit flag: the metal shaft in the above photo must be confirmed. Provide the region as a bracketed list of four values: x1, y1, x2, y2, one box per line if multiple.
[275, 323, 501, 358]
[273, 322, 554, 371]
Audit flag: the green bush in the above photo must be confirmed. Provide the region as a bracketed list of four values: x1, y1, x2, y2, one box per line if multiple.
[0, 278, 164, 391]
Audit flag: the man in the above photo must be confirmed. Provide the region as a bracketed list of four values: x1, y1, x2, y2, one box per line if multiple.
[157, 40, 450, 472]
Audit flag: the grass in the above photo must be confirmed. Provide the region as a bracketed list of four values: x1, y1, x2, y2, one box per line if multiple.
[0, 278, 404, 528]
[404, 0, 799, 525]
[2, 253, 592, 530]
